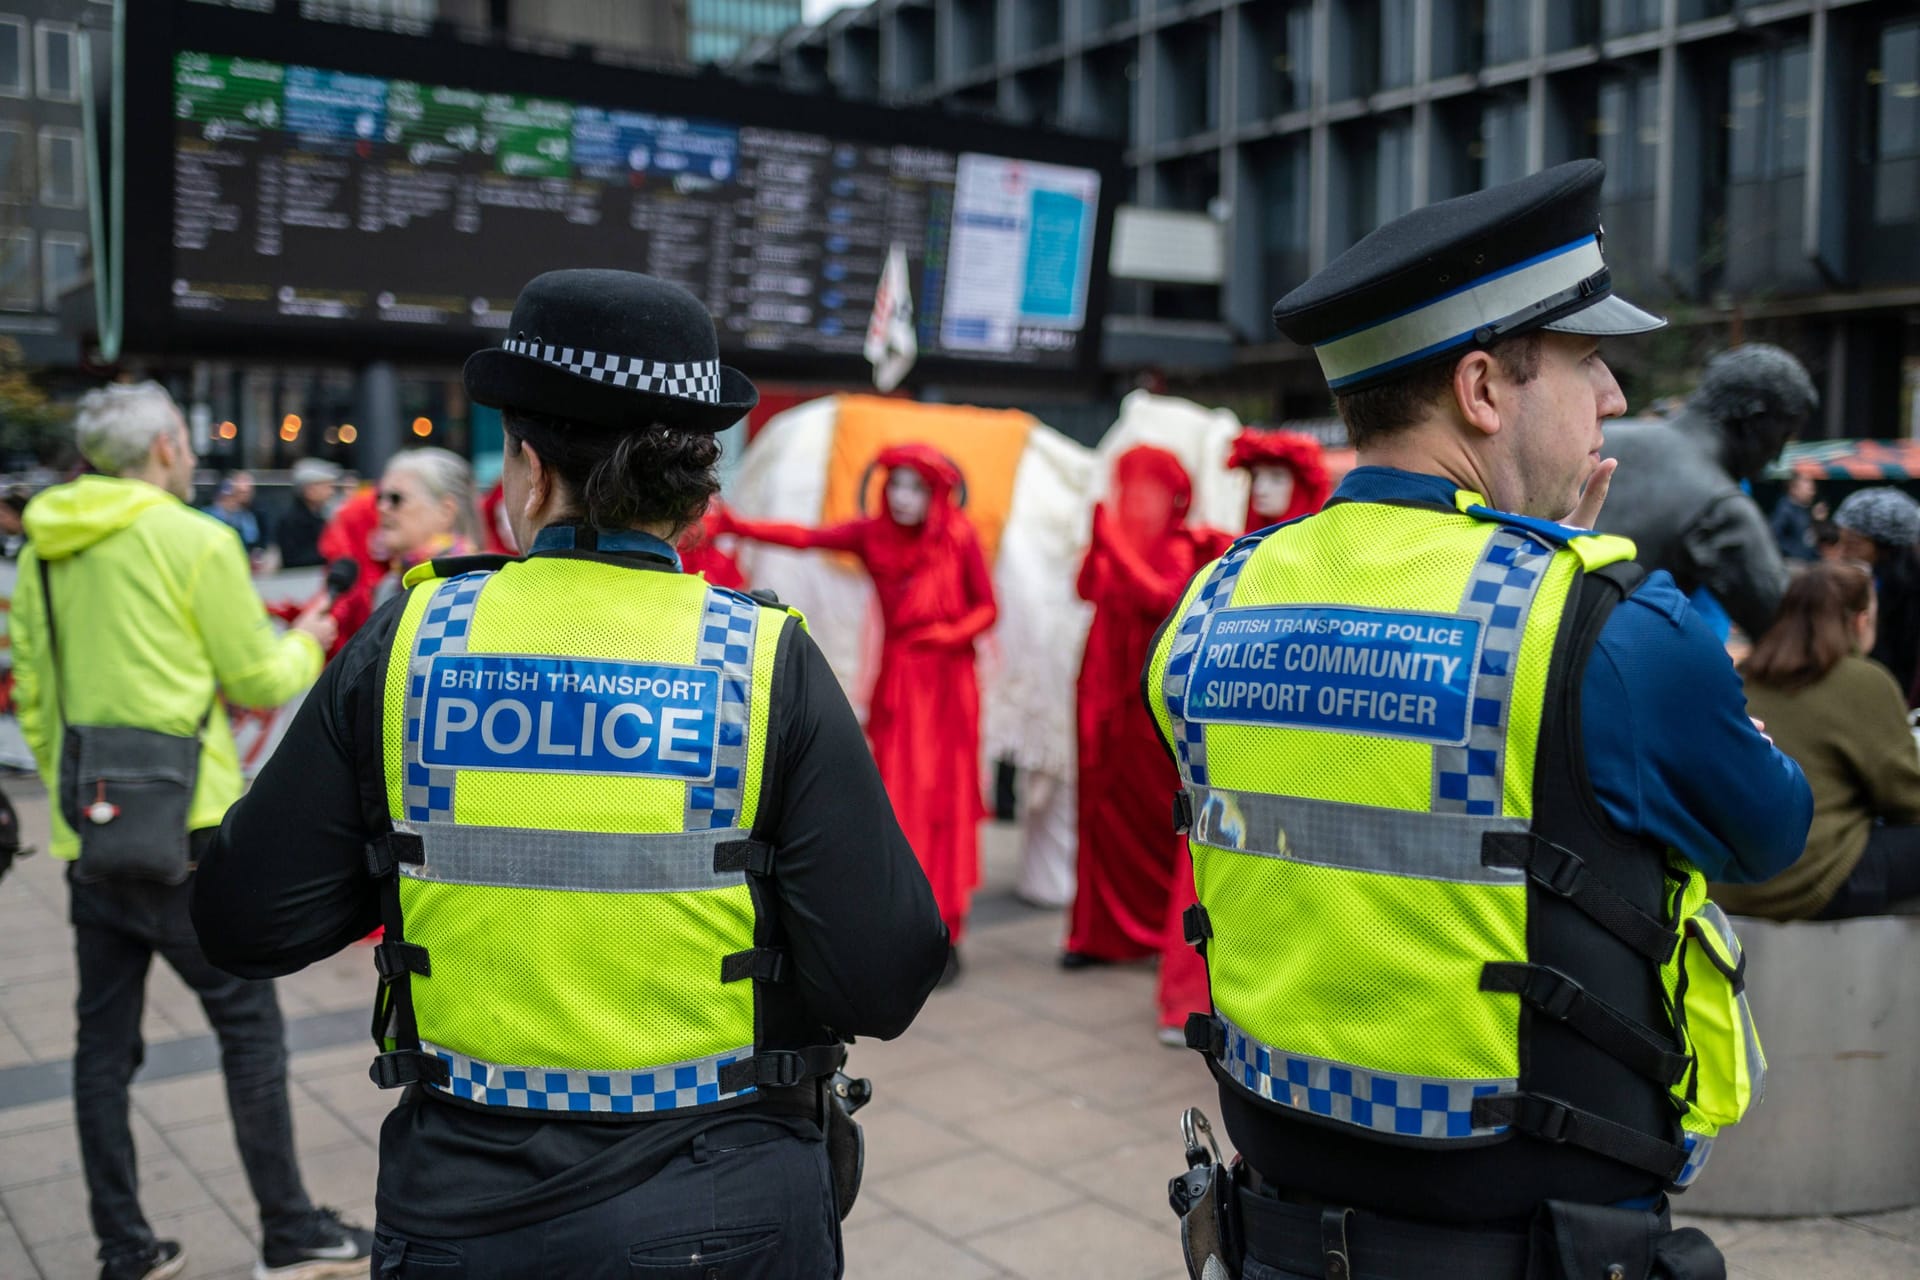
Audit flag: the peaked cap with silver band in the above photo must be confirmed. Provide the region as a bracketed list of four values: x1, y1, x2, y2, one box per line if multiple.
[1273, 161, 1665, 394]
[465, 268, 758, 434]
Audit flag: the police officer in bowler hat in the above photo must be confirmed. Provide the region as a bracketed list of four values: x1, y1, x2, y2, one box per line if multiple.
[1148, 162, 1812, 1277]
[194, 269, 949, 1277]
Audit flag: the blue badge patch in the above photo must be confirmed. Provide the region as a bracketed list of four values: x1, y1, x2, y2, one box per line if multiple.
[419, 655, 719, 780]
[1183, 605, 1482, 745]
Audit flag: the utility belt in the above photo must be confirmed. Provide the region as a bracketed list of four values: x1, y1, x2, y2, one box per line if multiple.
[1170, 1109, 1726, 1280]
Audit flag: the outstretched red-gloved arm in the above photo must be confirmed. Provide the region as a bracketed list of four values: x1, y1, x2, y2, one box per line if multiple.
[711, 504, 866, 555]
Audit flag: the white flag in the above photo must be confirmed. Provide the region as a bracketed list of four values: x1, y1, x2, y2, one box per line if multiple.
[864, 243, 917, 393]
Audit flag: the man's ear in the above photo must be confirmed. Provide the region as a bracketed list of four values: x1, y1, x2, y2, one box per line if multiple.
[1451, 349, 1505, 439]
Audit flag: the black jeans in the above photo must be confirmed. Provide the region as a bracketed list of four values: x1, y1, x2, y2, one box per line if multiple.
[372, 1126, 840, 1279]
[69, 858, 316, 1265]
[1815, 823, 1920, 919]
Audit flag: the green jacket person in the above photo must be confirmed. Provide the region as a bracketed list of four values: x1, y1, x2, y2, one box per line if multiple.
[194, 271, 949, 1279]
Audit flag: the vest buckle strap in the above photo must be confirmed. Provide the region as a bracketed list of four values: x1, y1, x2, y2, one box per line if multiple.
[1471, 1092, 1689, 1181]
[1185, 1012, 1227, 1058]
[370, 1050, 449, 1090]
[1483, 832, 1677, 966]
[1480, 962, 1691, 1088]
[720, 947, 787, 984]
[1183, 904, 1213, 947]
[717, 1043, 848, 1094]
[1174, 789, 1195, 835]
[365, 830, 425, 879]
[373, 940, 431, 983]
[712, 838, 775, 875]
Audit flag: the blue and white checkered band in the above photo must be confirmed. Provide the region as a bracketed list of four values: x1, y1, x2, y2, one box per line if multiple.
[503, 337, 722, 404]
[403, 571, 494, 824]
[1672, 1131, 1714, 1188]
[1162, 533, 1268, 789]
[1215, 1015, 1513, 1140]
[688, 587, 757, 832]
[1314, 236, 1606, 391]
[424, 1042, 756, 1114]
[1431, 528, 1553, 817]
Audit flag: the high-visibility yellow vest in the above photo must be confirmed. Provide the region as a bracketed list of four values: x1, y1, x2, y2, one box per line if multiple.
[366, 551, 825, 1117]
[1146, 491, 1762, 1192]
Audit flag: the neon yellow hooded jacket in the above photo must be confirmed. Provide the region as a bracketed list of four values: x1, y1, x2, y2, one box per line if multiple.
[12, 475, 323, 859]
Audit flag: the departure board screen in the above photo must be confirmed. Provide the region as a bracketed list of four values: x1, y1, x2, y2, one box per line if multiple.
[165, 50, 1106, 371]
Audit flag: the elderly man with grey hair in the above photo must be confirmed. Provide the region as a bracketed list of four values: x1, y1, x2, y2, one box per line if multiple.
[1834, 487, 1920, 703]
[9, 382, 368, 1280]
[1595, 343, 1821, 640]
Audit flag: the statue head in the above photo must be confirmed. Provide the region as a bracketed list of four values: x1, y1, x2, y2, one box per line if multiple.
[1683, 344, 1819, 483]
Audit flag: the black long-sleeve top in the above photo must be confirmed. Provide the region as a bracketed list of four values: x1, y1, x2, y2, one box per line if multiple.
[192, 543, 949, 1235]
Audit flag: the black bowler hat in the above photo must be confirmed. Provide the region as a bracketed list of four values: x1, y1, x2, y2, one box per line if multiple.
[464, 269, 758, 433]
[1272, 160, 1665, 395]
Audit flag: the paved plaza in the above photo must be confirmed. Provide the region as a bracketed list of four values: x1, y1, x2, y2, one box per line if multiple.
[0, 778, 1914, 1279]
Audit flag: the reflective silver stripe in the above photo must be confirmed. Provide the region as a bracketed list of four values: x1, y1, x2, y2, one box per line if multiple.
[1188, 785, 1527, 885]
[1215, 1014, 1513, 1140]
[396, 822, 748, 893]
[1432, 528, 1555, 817]
[424, 1041, 755, 1114]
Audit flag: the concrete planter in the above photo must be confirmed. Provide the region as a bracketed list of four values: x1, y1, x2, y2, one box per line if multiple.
[1677, 915, 1920, 1218]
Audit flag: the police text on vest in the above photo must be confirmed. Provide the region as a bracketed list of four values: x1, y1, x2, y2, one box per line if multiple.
[417, 654, 722, 780]
[1183, 604, 1482, 746]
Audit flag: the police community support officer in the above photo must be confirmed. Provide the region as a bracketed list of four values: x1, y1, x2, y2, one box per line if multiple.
[1147, 162, 1813, 1278]
[192, 269, 950, 1277]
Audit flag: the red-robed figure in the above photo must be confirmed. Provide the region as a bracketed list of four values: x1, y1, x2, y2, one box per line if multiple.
[1064, 446, 1232, 967]
[1154, 429, 1331, 1040]
[714, 444, 996, 979]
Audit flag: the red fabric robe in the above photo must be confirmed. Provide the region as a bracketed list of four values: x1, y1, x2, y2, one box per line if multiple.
[678, 511, 746, 589]
[1155, 430, 1331, 1028]
[1069, 448, 1231, 962]
[720, 444, 997, 942]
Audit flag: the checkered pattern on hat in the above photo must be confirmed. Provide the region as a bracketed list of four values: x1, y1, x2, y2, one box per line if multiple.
[1162, 534, 1268, 789]
[403, 572, 495, 824]
[503, 338, 722, 404]
[1217, 1016, 1512, 1140]
[686, 587, 758, 832]
[424, 1041, 756, 1114]
[1431, 529, 1552, 818]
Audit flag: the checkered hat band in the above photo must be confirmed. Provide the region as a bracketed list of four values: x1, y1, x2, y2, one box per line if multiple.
[1316, 237, 1603, 390]
[503, 337, 723, 404]
[1215, 1014, 1514, 1141]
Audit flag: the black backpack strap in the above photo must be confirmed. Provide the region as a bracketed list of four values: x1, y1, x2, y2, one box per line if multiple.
[1473, 1093, 1689, 1182]
[363, 829, 447, 1091]
[1481, 962, 1690, 1087]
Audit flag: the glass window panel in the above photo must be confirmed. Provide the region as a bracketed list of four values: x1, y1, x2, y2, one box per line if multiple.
[1776, 45, 1810, 178]
[1633, 74, 1662, 195]
[0, 230, 34, 309]
[1486, 0, 1531, 66]
[1376, 122, 1414, 225]
[1729, 54, 1765, 182]
[39, 129, 79, 207]
[1482, 99, 1529, 188]
[0, 19, 24, 96]
[42, 234, 83, 307]
[36, 24, 73, 102]
[0, 124, 26, 203]
[1877, 21, 1920, 161]
[1381, 0, 1415, 90]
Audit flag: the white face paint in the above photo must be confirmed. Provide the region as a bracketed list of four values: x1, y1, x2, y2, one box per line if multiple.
[1250, 466, 1295, 519]
[885, 468, 931, 527]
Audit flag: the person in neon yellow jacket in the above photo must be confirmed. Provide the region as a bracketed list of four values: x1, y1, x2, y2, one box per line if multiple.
[8, 381, 368, 1280]
[12, 388, 334, 860]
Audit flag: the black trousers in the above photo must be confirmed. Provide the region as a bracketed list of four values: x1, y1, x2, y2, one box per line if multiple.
[69, 860, 317, 1265]
[372, 1126, 841, 1279]
[1815, 822, 1920, 919]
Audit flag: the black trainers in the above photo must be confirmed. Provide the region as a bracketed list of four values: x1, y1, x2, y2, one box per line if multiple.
[100, 1240, 186, 1280]
[256, 1207, 374, 1279]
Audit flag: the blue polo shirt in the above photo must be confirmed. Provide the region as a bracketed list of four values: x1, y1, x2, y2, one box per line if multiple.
[1333, 467, 1810, 884]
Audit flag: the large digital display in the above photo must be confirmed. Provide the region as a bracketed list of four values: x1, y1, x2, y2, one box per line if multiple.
[160, 46, 1106, 375]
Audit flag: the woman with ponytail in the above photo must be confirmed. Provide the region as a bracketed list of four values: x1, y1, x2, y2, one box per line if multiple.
[1715, 560, 1920, 918]
[715, 444, 996, 980]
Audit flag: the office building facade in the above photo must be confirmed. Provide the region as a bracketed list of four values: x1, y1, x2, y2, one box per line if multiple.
[739, 0, 1920, 435]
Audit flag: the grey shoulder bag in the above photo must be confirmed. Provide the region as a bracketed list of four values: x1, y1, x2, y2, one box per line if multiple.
[39, 556, 212, 884]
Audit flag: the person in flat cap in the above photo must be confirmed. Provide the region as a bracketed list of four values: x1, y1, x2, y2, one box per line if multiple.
[1833, 486, 1920, 702]
[274, 456, 343, 568]
[195, 270, 948, 1277]
[1594, 343, 1820, 642]
[1144, 161, 1810, 1280]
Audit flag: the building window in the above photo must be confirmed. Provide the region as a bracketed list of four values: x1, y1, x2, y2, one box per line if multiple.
[1597, 71, 1660, 199]
[1728, 44, 1810, 183]
[0, 229, 34, 310]
[1873, 20, 1919, 228]
[0, 17, 27, 98]
[0, 122, 29, 205]
[1601, 0, 1660, 39]
[35, 21, 76, 103]
[1481, 98, 1530, 189]
[41, 231, 83, 308]
[38, 127, 81, 208]
[1381, 0, 1415, 91]
[1485, 0, 1531, 66]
